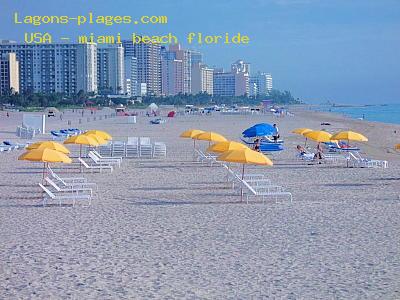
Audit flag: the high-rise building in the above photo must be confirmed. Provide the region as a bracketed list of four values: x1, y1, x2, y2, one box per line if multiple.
[192, 63, 213, 95]
[168, 44, 191, 94]
[97, 45, 124, 95]
[0, 42, 97, 95]
[0, 52, 19, 95]
[122, 40, 161, 96]
[190, 50, 203, 66]
[161, 47, 184, 96]
[249, 72, 273, 96]
[213, 59, 249, 97]
[124, 56, 138, 96]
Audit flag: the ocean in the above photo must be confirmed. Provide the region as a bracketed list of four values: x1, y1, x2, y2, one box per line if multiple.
[312, 104, 400, 125]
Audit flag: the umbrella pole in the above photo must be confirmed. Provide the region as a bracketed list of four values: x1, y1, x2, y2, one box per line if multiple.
[80, 145, 82, 173]
[241, 164, 245, 202]
[193, 139, 196, 161]
[304, 138, 308, 147]
[42, 162, 46, 185]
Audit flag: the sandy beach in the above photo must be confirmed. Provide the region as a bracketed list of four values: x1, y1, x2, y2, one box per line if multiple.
[0, 106, 399, 299]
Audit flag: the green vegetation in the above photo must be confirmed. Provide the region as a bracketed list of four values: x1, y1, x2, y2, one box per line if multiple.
[142, 90, 300, 106]
[0, 89, 300, 110]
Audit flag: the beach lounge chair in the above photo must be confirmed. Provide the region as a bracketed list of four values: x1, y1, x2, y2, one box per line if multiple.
[39, 183, 92, 207]
[45, 177, 93, 197]
[126, 137, 139, 158]
[79, 158, 113, 173]
[348, 152, 388, 168]
[234, 174, 292, 203]
[48, 166, 87, 183]
[47, 167, 97, 190]
[98, 143, 112, 157]
[112, 141, 126, 157]
[3, 141, 28, 150]
[51, 130, 69, 141]
[139, 137, 152, 158]
[0, 145, 13, 152]
[91, 150, 122, 163]
[88, 151, 121, 168]
[153, 142, 167, 158]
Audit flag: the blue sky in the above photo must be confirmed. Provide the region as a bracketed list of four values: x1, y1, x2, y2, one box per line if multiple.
[1, 0, 399, 104]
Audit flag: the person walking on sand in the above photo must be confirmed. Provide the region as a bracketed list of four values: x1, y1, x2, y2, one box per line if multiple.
[314, 142, 324, 164]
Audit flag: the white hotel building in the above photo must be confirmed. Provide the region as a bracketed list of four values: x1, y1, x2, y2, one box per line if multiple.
[0, 40, 97, 95]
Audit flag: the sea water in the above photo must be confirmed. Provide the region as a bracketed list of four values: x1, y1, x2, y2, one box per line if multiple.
[312, 104, 400, 125]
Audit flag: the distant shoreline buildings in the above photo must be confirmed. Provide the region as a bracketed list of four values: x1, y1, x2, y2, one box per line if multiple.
[0, 39, 272, 98]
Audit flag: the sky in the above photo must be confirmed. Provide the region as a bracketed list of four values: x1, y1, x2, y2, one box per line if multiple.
[1, 0, 399, 104]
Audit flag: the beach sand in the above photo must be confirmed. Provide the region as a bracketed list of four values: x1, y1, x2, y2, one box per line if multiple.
[0, 107, 399, 299]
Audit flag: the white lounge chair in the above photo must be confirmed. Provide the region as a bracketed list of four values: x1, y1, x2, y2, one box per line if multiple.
[91, 150, 122, 163]
[153, 142, 167, 158]
[112, 141, 126, 157]
[348, 152, 388, 168]
[45, 177, 93, 197]
[126, 137, 139, 158]
[48, 166, 87, 183]
[47, 167, 97, 190]
[98, 144, 112, 157]
[39, 183, 92, 207]
[79, 158, 113, 173]
[88, 151, 121, 168]
[240, 178, 293, 204]
[139, 137, 152, 158]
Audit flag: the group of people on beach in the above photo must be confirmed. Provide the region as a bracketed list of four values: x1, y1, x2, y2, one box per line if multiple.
[253, 124, 280, 152]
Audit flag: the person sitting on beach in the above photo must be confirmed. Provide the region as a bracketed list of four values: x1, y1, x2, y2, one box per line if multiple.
[296, 145, 315, 160]
[254, 138, 261, 152]
[296, 145, 306, 155]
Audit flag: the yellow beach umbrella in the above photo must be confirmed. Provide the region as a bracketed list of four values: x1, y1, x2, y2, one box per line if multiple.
[64, 134, 99, 171]
[180, 129, 205, 151]
[64, 134, 99, 147]
[292, 128, 313, 146]
[180, 129, 204, 138]
[330, 131, 368, 142]
[85, 130, 112, 140]
[395, 144, 400, 150]
[27, 141, 70, 154]
[19, 148, 72, 181]
[292, 128, 313, 135]
[84, 134, 107, 145]
[217, 148, 273, 201]
[193, 131, 227, 143]
[207, 141, 249, 153]
[304, 130, 332, 143]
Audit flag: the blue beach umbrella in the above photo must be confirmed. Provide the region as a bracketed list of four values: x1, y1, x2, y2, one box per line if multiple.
[242, 123, 275, 138]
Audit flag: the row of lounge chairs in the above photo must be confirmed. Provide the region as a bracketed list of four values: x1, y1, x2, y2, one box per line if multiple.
[96, 137, 167, 159]
[296, 148, 388, 168]
[195, 148, 293, 203]
[51, 128, 81, 140]
[0, 141, 29, 152]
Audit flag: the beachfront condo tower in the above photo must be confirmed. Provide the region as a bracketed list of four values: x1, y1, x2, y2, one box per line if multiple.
[0, 40, 97, 95]
[0, 52, 19, 96]
[122, 40, 162, 96]
[191, 63, 214, 95]
[213, 60, 250, 97]
[97, 45, 125, 95]
[249, 72, 273, 96]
